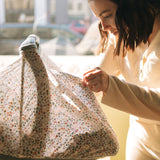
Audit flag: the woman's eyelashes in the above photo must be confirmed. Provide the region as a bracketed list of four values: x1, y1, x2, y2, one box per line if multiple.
[104, 14, 112, 19]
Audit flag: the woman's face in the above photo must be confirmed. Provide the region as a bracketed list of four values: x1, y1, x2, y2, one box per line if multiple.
[89, 0, 118, 35]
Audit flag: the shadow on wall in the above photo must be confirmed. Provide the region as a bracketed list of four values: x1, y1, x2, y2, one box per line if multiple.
[95, 93, 129, 160]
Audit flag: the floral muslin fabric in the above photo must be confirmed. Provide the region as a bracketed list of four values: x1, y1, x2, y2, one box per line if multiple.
[0, 35, 119, 159]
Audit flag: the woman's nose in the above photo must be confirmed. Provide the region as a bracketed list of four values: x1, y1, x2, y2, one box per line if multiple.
[101, 20, 111, 32]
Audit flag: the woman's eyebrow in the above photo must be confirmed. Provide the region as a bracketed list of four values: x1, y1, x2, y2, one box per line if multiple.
[99, 9, 110, 16]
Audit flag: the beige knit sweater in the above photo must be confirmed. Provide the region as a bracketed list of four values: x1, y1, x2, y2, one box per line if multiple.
[100, 29, 160, 153]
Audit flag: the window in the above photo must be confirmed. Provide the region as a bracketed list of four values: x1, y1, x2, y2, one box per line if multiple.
[0, 0, 98, 56]
[5, 0, 34, 23]
[78, 3, 82, 11]
[69, 3, 73, 10]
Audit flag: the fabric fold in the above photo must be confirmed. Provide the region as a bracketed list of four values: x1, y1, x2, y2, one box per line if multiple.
[0, 35, 119, 159]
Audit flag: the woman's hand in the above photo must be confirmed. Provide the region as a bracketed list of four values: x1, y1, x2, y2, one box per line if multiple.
[82, 67, 109, 93]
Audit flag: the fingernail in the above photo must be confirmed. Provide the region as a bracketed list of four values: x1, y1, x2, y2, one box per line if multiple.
[81, 81, 87, 87]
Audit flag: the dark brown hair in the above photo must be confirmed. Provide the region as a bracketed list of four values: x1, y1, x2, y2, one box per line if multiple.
[90, 0, 160, 56]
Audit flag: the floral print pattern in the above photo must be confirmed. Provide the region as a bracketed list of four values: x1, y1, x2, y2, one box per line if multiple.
[0, 36, 119, 159]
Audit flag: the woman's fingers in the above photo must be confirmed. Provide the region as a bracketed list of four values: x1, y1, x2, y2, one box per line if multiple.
[82, 67, 109, 92]
[87, 78, 103, 92]
[82, 67, 102, 83]
[83, 67, 101, 76]
[82, 68, 99, 87]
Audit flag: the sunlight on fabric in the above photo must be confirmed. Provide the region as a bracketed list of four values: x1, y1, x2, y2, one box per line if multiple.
[48, 70, 59, 87]
[62, 93, 81, 111]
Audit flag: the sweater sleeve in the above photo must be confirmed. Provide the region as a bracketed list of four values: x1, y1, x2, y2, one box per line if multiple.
[102, 75, 160, 121]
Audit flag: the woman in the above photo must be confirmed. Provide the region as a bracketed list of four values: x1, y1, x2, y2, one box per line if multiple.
[82, 0, 160, 159]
